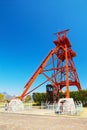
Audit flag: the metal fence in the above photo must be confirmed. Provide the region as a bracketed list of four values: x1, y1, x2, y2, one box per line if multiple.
[0, 100, 83, 116]
[41, 101, 83, 115]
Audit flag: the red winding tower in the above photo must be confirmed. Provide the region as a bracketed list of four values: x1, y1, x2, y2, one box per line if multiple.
[20, 29, 82, 102]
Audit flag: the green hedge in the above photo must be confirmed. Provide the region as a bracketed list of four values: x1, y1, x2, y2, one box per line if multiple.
[32, 90, 87, 106]
[32, 93, 46, 105]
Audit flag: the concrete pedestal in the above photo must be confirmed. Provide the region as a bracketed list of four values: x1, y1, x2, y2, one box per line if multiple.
[9, 98, 24, 111]
[57, 98, 76, 114]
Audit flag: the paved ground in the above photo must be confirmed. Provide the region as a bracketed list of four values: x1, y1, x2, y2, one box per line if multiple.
[0, 112, 87, 130]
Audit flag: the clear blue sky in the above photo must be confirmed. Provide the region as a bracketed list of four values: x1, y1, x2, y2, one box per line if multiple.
[0, 0, 87, 96]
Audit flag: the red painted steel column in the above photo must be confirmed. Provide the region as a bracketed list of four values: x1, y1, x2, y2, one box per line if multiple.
[65, 44, 70, 98]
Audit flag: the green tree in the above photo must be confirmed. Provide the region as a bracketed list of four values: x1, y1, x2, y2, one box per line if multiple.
[0, 93, 6, 102]
[32, 93, 46, 105]
[23, 95, 32, 103]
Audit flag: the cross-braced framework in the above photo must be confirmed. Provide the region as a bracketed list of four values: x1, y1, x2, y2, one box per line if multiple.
[20, 29, 82, 101]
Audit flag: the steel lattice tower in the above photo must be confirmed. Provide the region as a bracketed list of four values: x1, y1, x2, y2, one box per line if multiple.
[20, 29, 82, 101]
